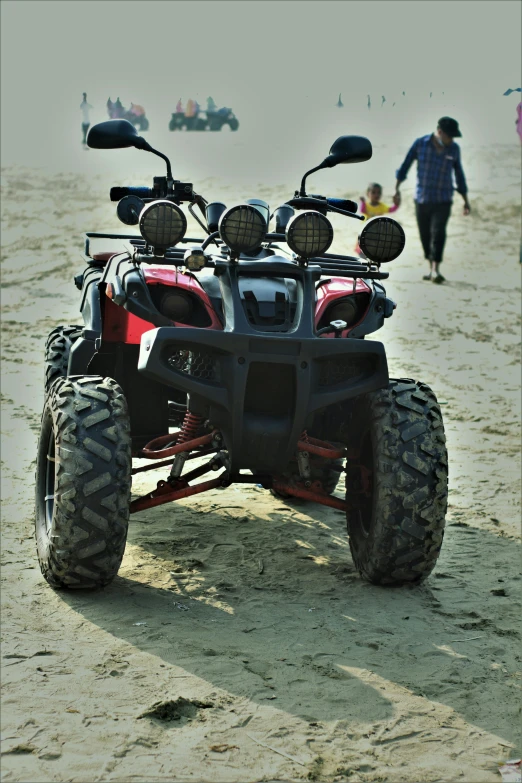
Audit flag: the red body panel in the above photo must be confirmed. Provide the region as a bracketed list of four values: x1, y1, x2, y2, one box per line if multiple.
[102, 266, 369, 343]
[315, 277, 371, 338]
[102, 266, 222, 344]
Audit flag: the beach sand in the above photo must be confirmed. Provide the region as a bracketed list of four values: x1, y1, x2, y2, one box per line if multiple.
[1, 139, 521, 782]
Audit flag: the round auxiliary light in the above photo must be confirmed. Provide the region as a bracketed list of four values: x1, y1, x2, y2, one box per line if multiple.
[285, 211, 334, 258]
[139, 200, 187, 251]
[218, 204, 267, 255]
[358, 216, 405, 263]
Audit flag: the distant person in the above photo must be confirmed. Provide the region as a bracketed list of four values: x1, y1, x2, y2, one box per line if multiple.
[80, 92, 93, 146]
[207, 96, 217, 113]
[337, 93, 343, 108]
[515, 101, 522, 264]
[355, 183, 400, 256]
[394, 116, 470, 284]
[130, 103, 145, 116]
[176, 98, 184, 113]
[367, 94, 371, 110]
[185, 98, 196, 130]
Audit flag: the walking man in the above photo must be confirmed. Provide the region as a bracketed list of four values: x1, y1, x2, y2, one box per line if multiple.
[394, 116, 470, 283]
[80, 92, 93, 146]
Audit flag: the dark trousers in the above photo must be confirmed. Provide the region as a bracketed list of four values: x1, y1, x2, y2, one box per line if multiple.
[415, 202, 452, 264]
[82, 122, 90, 144]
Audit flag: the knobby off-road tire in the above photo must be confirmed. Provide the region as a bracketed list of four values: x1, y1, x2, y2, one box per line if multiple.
[44, 325, 82, 393]
[347, 379, 448, 585]
[35, 376, 132, 589]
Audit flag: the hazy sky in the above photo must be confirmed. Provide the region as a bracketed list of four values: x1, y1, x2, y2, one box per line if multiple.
[1, 0, 521, 167]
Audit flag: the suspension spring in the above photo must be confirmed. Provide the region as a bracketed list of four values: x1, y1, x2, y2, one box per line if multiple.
[169, 411, 205, 480]
[178, 411, 204, 445]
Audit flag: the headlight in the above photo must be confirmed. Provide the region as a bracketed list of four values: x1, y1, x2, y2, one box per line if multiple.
[158, 290, 193, 322]
[184, 248, 206, 271]
[218, 204, 267, 255]
[358, 216, 405, 263]
[139, 200, 187, 252]
[285, 211, 333, 258]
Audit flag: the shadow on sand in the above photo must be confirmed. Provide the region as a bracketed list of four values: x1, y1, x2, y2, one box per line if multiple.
[58, 488, 520, 742]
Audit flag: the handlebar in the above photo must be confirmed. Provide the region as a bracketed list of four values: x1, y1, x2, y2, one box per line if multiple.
[326, 197, 358, 213]
[286, 196, 363, 220]
[110, 186, 154, 202]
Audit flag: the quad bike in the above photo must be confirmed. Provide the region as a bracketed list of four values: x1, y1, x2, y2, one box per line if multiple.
[122, 110, 149, 132]
[35, 119, 448, 590]
[107, 100, 149, 131]
[169, 108, 239, 132]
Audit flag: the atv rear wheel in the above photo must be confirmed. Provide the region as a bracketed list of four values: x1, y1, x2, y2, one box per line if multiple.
[35, 376, 132, 589]
[44, 325, 82, 392]
[346, 379, 447, 585]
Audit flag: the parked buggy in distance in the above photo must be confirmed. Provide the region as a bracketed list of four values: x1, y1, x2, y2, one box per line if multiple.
[107, 98, 150, 131]
[169, 108, 239, 132]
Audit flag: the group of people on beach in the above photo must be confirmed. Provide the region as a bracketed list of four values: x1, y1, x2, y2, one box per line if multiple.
[106, 97, 146, 120]
[175, 96, 229, 117]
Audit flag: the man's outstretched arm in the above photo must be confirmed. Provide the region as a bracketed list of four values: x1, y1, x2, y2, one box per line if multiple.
[454, 149, 470, 215]
[394, 140, 418, 196]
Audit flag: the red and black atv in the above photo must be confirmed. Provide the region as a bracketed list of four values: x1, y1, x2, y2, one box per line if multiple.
[35, 119, 448, 590]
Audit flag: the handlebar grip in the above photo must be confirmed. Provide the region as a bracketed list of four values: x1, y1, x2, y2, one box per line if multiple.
[110, 186, 154, 202]
[327, 198, 358, 213]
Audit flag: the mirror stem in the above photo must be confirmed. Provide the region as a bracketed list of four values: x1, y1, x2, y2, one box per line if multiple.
[135, 137, 173, 181]
[299, 164, 325, 196]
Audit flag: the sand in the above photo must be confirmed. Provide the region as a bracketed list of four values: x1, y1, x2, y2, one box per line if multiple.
[1, 140, 521, 783]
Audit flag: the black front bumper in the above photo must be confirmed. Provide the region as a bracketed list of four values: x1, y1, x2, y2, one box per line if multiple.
[138, 327, 388, 472]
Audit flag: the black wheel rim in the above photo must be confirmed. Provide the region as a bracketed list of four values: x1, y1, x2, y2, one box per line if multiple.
[45, 429, 56, 533]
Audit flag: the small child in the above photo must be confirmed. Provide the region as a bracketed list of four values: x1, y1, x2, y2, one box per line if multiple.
[355, 183, 400, 256]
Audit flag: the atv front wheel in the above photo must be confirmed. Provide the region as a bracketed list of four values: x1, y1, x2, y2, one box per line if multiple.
[347, 379, 447, 585]
[35, 376, 132, 589]
[44, 325, 82, 392]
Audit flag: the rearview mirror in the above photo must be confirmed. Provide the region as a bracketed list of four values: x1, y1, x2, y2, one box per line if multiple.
[299, 135, 373, 195]
[87, 119, 141, 149]
[323, 136, 373, 167]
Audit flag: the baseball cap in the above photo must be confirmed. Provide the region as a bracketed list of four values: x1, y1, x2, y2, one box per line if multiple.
[437, 116, 462, 138]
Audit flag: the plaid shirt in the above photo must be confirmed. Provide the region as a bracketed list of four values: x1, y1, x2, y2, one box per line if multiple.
[396, 134, 468, 203]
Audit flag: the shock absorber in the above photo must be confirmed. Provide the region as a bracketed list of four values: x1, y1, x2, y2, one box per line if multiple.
[170, 412, 204, 479]
[177, 412, 203, 445]
[297, 430, 311, 482]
